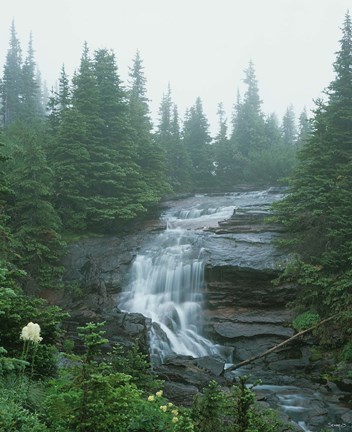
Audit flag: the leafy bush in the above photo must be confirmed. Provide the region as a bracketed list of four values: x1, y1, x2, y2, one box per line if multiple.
[342, 342, 352, 362]
[292, 311, 320, 331]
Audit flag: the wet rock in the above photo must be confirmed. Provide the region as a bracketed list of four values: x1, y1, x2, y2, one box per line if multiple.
[155, 354, 229, 390]
[213, 322, 294, 339]
[163, 381, 199, 407]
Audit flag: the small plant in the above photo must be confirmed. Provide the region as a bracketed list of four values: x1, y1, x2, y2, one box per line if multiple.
[292, 311, 320, 331]
[192, 380, 228, 432]
[342, 342, 352, 362]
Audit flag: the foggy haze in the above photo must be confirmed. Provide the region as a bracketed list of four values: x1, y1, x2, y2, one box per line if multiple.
[1, 0, 350, 133]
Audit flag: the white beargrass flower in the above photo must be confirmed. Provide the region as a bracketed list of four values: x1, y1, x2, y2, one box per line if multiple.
[20, 322, 43, 343]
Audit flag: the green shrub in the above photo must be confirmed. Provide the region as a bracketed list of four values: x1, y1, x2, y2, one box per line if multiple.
[292, 311, 320, 331]
[342, 342, 352, 362]
[0, 393, 49, 432]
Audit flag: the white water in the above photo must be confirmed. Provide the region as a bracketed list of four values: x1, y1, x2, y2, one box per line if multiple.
[119, 200, 236, 362]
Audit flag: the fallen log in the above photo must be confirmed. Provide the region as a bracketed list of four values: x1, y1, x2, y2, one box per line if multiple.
[224, 314, 338, 373]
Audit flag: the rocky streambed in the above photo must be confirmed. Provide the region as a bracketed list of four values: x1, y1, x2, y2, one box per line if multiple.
[54, 188, 352, 432]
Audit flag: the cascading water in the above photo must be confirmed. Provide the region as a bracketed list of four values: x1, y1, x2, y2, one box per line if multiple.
[119, 198, 236, 363]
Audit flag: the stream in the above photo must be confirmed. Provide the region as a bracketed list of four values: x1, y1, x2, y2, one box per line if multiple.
[119, 189, 352, 432]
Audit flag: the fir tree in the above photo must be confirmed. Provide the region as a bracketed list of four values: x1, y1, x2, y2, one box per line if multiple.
[1, 21, 23, 126]
[183, 97, 213, 190]
[231, 61, 265, 158]
[275, 11, 352, 313]
[8, 129, 65, 292]
[128, 51, 169, 201]
[281, 105, 297, 147]
[213, 102, 235, 189]
[296, 108, 312, 148]
[21, 33, 44, 121]
[156, 85, 191, 191]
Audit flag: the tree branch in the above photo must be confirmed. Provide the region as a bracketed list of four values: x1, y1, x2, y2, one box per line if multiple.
[225, 315, 338, 374]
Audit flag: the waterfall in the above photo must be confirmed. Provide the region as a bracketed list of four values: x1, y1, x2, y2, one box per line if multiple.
[119, 200, 236, 363]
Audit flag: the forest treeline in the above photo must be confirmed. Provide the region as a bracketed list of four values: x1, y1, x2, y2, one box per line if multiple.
[0, 21, 307, 293]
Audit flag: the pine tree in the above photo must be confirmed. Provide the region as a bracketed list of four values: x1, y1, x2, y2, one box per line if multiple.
[128, 51, 169, 201]
[169, 104, 192, 191]
[21, 33, 44, 121]
[281, 105, 297, 147]
[86, 47, 149, 231]
[231, 61, 265, 158]
[213, 103, 235, 189]
[275, 12, 352, 313]
[183, 97, 213, 190]
[156, 85, 191, 191]
[1, 21, 23, 126]
[296, 108, 312, 148]
[8, 129, 65, 292]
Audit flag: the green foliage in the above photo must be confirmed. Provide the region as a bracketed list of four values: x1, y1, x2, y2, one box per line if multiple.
[44, 322, 190, 432]
[192, 380, 227, 432]
[0, 272, 66, 377]
[341, 342, 352, 362]
[272, 13, 352, 322]
[183, 97, 213, 190]
[109, 342, 163, 392]
[0, 373, 48, 431]
[0, 346, 28, 375]
[0, 394, 49, 432]
[293, 312, 321, 331]
[192, 377, 289, 432]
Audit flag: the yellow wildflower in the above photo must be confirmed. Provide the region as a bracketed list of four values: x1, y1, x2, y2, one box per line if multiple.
[172, 409, 178, 416]
[160, 405, 168, 412]
[156, 390, 163, 397]
[148, 395, 155, 402]
[172, 417, 179, 423]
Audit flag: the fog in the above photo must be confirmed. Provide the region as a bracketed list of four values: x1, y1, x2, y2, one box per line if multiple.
[1, 0, 351, 133]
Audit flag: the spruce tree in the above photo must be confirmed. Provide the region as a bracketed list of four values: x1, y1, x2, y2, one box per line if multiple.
[231, 61, 265, 158]
[128, 51, 169, 201]
[275, 12, 352, 313]
[281, 105, 297, 147]
[156, 85, 191, 191]
[87, 48, 149, 231]
[183, 97, 213, 190]
[8, 130, 65, 292]
[296, 108, 312, 148]
[213, 103, 235, 189]
[1, 21, 23, 126]
[21, 33, 44, 121]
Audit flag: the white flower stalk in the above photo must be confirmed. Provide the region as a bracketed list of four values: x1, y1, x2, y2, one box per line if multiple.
[20, 322, 43, 343]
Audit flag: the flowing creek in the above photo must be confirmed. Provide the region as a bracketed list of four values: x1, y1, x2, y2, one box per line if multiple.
[119, 189, 352, 432]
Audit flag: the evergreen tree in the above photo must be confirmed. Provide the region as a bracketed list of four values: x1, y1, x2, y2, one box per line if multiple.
[281, 105, 297, 147]
[87, 47, 149, 231]
[156, 85, 191, 191]
[21, 33, 44, 121]
[275, 12, 352, 313]
[263, 113, 282, 147]
[128, 51, 169, 201]
[183, 97, 213, 190]
[231, 61, 265, 158]
[7, 129, 65, 292]
[296, 108, 312, 148]
[1, 21, 23, 126]
[0, 131, 15, 262]
[169, 104, 192, 191]
[213, 102, 235, 189]
[47, 65, 71, 133]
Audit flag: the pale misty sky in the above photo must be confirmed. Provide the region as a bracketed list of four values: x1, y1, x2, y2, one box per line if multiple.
[0, 0, 351, 135]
